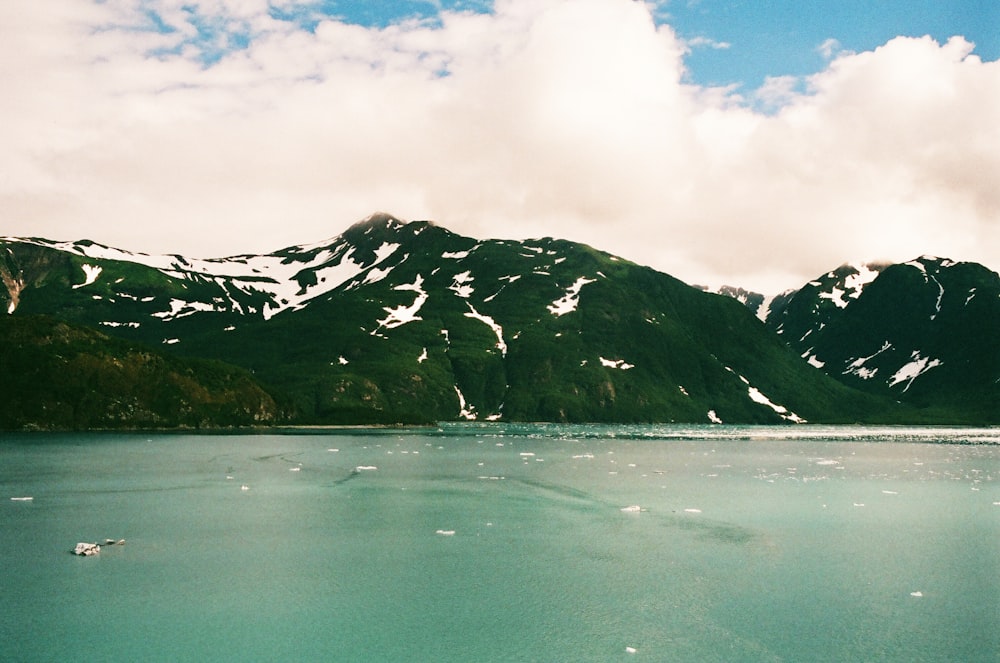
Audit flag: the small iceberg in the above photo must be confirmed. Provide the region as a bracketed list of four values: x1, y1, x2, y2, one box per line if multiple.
[435, 529, 456, 536]
[104, 538, 126, 546]
[10, 496, 33, 502]
[910, 591, 923, 597]
[626, 646, 637, 654]
[73, 542, 100, 556]
[355, 465, 378, 471]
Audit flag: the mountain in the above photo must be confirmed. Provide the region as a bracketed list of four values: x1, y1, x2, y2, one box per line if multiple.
[2, 213, 909, 428]
[0, 315, 278, 430]
[720, 258, 1000, 423]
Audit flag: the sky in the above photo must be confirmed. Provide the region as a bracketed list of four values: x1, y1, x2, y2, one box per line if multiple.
[1, 0, 998, 293]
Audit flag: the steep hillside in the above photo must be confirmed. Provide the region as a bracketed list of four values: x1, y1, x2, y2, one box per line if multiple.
[0, 315, 279, 430]
[0, 215, 925, 425]
[732, 257, 1000, 423]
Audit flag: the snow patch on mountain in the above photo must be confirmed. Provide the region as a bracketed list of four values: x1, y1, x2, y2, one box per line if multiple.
[600, 357, 634, 370]
[153, 298, 219, 320]
[929, 275, 944, 320]
[843, 264, 881, 298]
[72, 264, 103, 289]
[727, 367, 806, 423]
[548, 277, 596, 316]
[803, 351, 825, 368]
[375, 274, 428, 331]
[455, 386, 476, 420]
[9, 235, 404, 321]
[449, 271, 475, 299]
[465, 304, 507, 356]
[843, 341, 892, 380]
[889, 352, 943, 392]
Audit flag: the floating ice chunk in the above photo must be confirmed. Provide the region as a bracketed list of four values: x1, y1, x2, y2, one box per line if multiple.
[290, 467, 301, 472]
[599, 357, 634, 370]
[620, 505, 642, 513]
[441, 250, 469, 259]
[417, 347, 428, 363]
[684, 508, 702, 514]
[73, 542, 100, 556]
[241, 484, 250, 490]
[355, 466, 378, 471]
[853, 503, 864, 507]
[707, 410, 722, 424]
[626, 646, 637, 654]
[519, 452, 535, 457]
[814, 459, 840, 466]
[435, 529, 456, 536]
[10, 496, 33, 501]
[882, 490, 898, 495]
[910, 591, 923, 597]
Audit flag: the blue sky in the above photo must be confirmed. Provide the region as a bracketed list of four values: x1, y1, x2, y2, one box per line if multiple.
[1, 0, 998, 292]
[296, 0, 1000, 89]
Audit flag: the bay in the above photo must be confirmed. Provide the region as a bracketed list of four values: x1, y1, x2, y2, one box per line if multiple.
[1, 424, 998, 662]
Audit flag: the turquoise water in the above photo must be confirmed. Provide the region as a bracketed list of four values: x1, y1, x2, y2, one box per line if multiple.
[2, 425, 998, 662]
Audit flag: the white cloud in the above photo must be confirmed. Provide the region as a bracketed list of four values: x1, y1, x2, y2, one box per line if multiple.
[685, 35, 731, 50]
[0, 0, 997, 294]
[817, 37, 843, 59]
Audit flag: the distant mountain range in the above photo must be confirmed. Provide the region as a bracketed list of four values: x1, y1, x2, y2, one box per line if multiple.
[710, 257, 999, 423]
[2, 213, 996, 429]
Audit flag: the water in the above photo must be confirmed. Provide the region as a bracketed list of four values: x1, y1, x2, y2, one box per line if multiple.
[2, 425, 998, 662]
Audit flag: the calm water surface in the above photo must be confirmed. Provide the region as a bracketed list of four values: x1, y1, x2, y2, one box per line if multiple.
[2, 424, 998, 662]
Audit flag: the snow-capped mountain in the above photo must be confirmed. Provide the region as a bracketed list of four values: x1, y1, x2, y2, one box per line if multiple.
[720, 257, 1000, 422]
[2, 213, 901, 427]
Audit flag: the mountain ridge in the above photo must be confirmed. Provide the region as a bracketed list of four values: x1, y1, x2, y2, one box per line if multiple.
[2, 214, 994, 428]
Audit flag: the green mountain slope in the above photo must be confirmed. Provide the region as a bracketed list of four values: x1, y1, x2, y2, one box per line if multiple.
[0, 315, 279, 430]
[727, 257, 1000, 423]
[1, 215, 935, 425]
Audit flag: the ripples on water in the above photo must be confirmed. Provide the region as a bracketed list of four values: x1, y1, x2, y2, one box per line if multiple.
[2, 424, 998, 662]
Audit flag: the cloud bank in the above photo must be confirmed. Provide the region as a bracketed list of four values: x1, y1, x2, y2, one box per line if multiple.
[1, 0, 997, 292]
